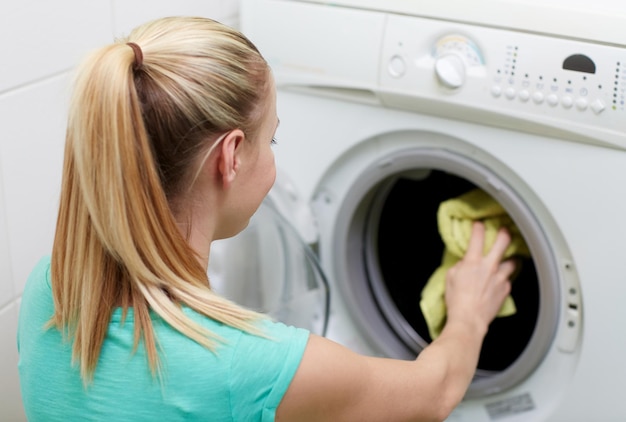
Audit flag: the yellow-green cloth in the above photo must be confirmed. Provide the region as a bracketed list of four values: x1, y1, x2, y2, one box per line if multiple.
[420, 188, 530, 340]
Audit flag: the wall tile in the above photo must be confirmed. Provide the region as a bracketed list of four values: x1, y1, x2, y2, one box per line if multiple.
[0, 301, 26, 421]
[112, 0, 239, 37]
[220, 0, 241, 26]
[0, 160, 14, 308]
[0, 0, 112, 93]
[220, 0, 240, 17]
[0, 75, 69, 297]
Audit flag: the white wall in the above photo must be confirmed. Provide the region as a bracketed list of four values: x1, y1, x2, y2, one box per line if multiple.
[0, 1, 240, 420]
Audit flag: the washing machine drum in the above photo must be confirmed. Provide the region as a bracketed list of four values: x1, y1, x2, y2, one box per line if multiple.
[372, 171, 539, 372]
[331, 149, 561, 398]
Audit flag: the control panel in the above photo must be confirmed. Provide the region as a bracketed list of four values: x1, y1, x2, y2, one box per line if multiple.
[379, 14, 626, 149]
[487, 43, 614, 114]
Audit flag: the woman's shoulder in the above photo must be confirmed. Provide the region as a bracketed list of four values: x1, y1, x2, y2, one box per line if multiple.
[230, 319, 310, 379]
[20, 256, 53, 312]
[17, 256, 55, 353]
[26, 255, 52, 289]
[182, 308, 309, 347]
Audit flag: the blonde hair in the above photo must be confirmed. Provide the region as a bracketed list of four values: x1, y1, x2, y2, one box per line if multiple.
[51, 16, 269, 382]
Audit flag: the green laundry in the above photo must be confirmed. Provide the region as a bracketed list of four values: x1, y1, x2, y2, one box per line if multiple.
[420, 188, 530, 340]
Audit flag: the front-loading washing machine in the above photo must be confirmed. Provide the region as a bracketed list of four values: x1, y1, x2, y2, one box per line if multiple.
[210, 0, 626, 420]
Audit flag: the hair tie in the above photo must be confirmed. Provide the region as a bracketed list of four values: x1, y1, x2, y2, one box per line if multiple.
[127, 42, 143, 71]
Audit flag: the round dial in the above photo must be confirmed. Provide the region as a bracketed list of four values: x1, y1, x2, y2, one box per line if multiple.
[435, 54, 466, 88]
[433, 35, 484, 89]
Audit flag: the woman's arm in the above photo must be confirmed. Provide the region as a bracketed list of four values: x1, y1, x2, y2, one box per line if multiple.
[277, 222, 515, 422]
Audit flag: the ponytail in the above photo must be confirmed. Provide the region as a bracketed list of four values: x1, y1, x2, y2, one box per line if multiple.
[51, 17, 268, 383]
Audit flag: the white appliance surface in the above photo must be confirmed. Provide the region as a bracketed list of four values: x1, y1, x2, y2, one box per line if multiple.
[235, 1, 626, 421]
[294, 0, 626, 46]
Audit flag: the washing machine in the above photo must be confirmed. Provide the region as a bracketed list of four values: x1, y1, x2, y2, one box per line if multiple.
[210, 0, 626, 420]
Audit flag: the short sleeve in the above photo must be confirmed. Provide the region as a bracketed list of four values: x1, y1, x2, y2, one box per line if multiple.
[229, 320, 309, 421]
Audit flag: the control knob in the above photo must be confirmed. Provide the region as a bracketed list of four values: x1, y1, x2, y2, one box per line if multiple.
[433, 35, 484, 90]
[435, 54, 466, 89]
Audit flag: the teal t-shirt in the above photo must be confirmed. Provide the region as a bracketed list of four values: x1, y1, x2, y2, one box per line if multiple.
[17, 256, 310, 421]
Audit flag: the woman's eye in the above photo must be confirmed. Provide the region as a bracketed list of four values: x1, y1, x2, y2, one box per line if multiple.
[271, 137, 278, 145]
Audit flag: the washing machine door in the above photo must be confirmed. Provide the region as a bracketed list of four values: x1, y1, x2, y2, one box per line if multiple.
[208, 170, 329, 336]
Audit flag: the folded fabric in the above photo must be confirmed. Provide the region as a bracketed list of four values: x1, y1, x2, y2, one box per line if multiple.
[420, 188, 530, 340]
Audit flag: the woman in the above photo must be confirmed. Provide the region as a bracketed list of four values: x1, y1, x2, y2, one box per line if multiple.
[17, 16, 515, 421]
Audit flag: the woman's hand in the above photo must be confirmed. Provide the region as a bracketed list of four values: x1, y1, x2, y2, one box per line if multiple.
[444, 221, 517, 335]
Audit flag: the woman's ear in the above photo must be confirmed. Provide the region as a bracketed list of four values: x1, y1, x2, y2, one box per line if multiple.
[217, 129, 245, 187]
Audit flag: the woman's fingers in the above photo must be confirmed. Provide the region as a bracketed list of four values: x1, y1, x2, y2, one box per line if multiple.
[466, 222, 512, 264]
[497, 258, 518, 280]
[486, 227, 512, 263]
[465, 221, 486, 259]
